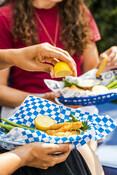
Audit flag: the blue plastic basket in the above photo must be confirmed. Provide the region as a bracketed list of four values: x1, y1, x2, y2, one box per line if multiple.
[57, 92, 117, 106]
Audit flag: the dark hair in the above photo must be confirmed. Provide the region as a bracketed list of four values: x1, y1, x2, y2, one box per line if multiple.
[1, 0, 92, 56]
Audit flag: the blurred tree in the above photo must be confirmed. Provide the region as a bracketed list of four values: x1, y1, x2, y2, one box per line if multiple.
[86, 0, 117, 53]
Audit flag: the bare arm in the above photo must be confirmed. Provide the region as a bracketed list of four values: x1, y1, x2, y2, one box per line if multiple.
[0, 43, 77, 107]
[0, 85, 30, 107]
[81, 43, 100, 73]
[0, 50, 13, 69]
[0, 68, 59, 107]
[0, 68, 30, 107]
[0, 143, 74, 174]
[0, 43, 77, 77]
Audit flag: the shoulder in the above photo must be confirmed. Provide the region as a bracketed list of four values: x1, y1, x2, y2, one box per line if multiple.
[84, 6, 101, 41]
[84, 5, 94, 20]
[0, 3, 14, 49]
[0, 2, 14, 21]
[0, 2, 14, 31]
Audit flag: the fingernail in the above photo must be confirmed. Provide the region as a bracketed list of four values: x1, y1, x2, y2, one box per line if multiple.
[69, 144, 75, 150]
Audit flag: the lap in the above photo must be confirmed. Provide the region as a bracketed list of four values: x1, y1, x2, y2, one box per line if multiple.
[0, 149, 91, 175]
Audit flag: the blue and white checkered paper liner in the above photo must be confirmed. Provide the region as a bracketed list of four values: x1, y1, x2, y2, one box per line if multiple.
[0, 95, 116, 150]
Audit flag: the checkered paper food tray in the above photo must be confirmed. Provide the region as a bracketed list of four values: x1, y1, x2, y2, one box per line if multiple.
[0, 95, 116, 150]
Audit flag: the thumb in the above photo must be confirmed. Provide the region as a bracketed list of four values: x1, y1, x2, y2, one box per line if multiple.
[100, 53, 107, 60]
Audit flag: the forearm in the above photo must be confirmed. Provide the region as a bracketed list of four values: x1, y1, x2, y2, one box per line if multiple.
[0, 46, 37, 70]
[82, 43, 100, 73]
[0, 85, 31, 107]
[0, 50, 13, 69]
[82, 58, 99, 73]
[0, 151, 23, 175]
[0, 146, 31, 175]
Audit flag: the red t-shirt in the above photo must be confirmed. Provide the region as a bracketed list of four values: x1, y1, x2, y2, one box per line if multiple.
[0, 3, 101, 93]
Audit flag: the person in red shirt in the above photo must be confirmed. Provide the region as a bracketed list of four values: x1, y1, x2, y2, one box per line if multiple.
[0, 1, 105, 175]
[0, 0, 101, 108]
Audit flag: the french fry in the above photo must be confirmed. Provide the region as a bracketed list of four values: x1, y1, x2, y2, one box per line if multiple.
[96, 57, 108, 77]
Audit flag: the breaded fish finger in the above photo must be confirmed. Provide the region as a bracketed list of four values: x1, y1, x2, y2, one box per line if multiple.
[49, 122, 70, 130]
[53, 130, 80, 137]
[48, 122, 82, 134]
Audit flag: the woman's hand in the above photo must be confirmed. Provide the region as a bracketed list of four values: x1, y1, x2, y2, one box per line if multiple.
[0, 142, 74, 174]
[100, 46, 117, 71]
[19, 143, 73, 169]
[41, 92, 81, 108]
[66, 105, 82, 109]
[41, 92, 60, 103]
[13, 143, 74, 169]
[3, 43, 77, 77]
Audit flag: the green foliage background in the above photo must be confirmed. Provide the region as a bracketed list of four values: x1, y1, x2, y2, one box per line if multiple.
[86, 0, 117, 54]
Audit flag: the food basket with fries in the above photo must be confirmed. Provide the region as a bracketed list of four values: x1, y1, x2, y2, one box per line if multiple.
[45, 69, 117, 106]
[0, 95, 116, 150]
